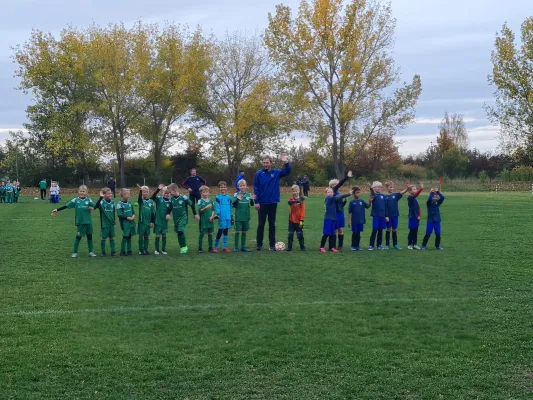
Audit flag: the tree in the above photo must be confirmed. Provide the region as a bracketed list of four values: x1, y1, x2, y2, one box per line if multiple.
[265, 0, 422, 178]
[87, 23, 146, 186]
[438, 112, 469, 150]
[439, 148, 468, 181]
[14, 28, 99, 183]
[134, 23, 210, 178]
[486, 18, 533, 161]
[192, 32, 293, 178]
[350, 133, 400, 176]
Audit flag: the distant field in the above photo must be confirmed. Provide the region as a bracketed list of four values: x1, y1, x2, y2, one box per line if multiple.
[1, 193, 532, 399]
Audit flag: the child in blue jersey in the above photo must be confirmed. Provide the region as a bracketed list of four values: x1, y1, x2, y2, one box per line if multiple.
[407, 182, 424, 249]
[384, 180, 410, 250]
[368, 181, 387, 250]
[348, 186, 372, 251]
[320, 188, 351, 253]
[214, 181, 233, 253]
[328, 170, 353, 250]
[421, 188, 446, 250]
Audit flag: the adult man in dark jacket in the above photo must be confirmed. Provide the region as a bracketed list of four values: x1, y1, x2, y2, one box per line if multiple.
[182, 169, 207, 207]
[253, 154, 291, 251]
[302, 175, 310, 197]
[107, 177, 116, 198]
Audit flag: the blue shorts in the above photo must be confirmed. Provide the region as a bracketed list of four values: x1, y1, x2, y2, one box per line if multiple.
[336, 211, 345, 229]
[218, 219, 232, 230]
[351, 224, 364, 233]
[323, 219, 337, 235]
[408, 218, 420, 229]
[372, 217, 387, 230]
[426, 222, 441, 235]
[386, 216, 399, 230]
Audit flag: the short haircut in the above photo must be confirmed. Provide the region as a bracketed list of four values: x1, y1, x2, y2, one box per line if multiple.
[218, 181, 227, 187]
[199, 185, 209, 192]
[79, 185, 88, 191]
[120, 188, 130, 197]
[384, 180, 393, 187]
[329, 179, 339, 187]
[352, 186, 360, 192]
[190, 168, 196, 172]
[168, 183, 179, 191]
[162, 186, 170, 193]
[140, 185, 149, 191]
[262, 156, 273, 163]
[372, 181, 382, 188]
[101, 187, 111, 194]
[291, 184, 300, 191]
[238, 179, 247, 186]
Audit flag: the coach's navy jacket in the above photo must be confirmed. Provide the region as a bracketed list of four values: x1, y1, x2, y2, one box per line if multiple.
[253, 163, 291, 205]
[182, 175, 206, 197]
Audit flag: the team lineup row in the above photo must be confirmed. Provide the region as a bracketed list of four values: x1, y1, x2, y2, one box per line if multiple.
[50, 174, 446, 257]
[0, 181, 22, 204]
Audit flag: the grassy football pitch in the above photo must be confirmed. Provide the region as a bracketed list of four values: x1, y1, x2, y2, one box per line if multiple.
[1, 193, 532, 399]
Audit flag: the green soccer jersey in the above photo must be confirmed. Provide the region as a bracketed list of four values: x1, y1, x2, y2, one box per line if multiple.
[198, 198, 215, 230]
[154, 196, 172, 227]
[39, 180, 47, 190]
[96, 197, 116, 229]
[66, 197, 95, 226]
[138, 196, 156, 226]
[170, 194, 193, 224]
[234, 192, 253, 222]
[117, 200, 136, 231]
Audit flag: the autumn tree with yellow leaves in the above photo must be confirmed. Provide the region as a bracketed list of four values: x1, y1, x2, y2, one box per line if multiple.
[265, 0, 422, 177]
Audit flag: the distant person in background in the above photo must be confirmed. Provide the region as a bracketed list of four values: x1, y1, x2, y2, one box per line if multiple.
[235, 170, 245, 192]
[107, 177, 116, 198]
[302, 175, 310, 197]
[182, 168, 207, 207]
[39, 178, 47, 200]
[50, 181, 60, 204]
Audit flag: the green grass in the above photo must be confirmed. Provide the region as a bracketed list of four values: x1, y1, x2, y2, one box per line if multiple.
[1, 193, 532, 399]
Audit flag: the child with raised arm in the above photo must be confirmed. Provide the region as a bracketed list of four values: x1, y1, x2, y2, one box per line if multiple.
[384, 180, 410, 250]
[136, 184, 156, 255]
[150, 184, 173, 255]
[368, 181, 387, 250]
[168, 183, 199, 254]
[117, 188, 136, 256]
[95, 187, 116, 256]
[214, 181, 233, 253]
[51, 185, 96, 258]
[287, 184, 306, 251]
[421, 188, 446, 250]
[320, 188, 351, 253]
[329, 170, 353, 250]
[407, 182, 424, 250]
[348, 186, 372, 251]
[233, 179, 255, 252]
[198, 185, 216, 253]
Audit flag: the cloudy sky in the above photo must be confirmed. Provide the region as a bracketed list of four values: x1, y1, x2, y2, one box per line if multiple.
[0, 0, 529, 155]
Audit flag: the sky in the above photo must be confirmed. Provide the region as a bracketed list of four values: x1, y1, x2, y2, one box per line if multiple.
[0, 0, 530, 156]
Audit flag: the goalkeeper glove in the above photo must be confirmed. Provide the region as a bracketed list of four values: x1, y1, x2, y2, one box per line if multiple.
[299, 221, 304, 228]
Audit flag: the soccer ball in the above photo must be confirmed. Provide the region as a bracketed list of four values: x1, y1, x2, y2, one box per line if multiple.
[275, 241, 285, 252]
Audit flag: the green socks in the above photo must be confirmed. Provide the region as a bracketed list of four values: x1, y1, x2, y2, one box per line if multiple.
[110, 239, 116, 253]
[121, 239, 126, 252]
[198, 234, 204, 250]
[101, 240, 106, 253]
[73, 238, 81, 253]
[138, 238, 144, 252]
[178, 233, 186, 248]
[241, 232, 247, 248]
[235, 233, 240, 249]
[88, 240, 93, 253]
[126, 238, 132, 252]
[155, 237, 160, 251]
[162, 236, 167, 251]
[208, 234, 213, 250]
[144, 237, 149, 252]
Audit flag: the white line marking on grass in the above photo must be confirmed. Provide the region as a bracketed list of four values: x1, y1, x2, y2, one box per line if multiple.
[0, 295, 529, 318]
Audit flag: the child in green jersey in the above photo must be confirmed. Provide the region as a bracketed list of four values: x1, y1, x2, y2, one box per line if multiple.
[0, 182, 5, 203]
[136, 184, 156, 255]
[232, 179, 255, 252]
[95, 187, 117, 256]
[197, 185, 216, 253]
[117, 188, 136, 256]
[168, 183, 199, 254]
[150, 184, 173, 255]
[51, 185, 96, 258]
